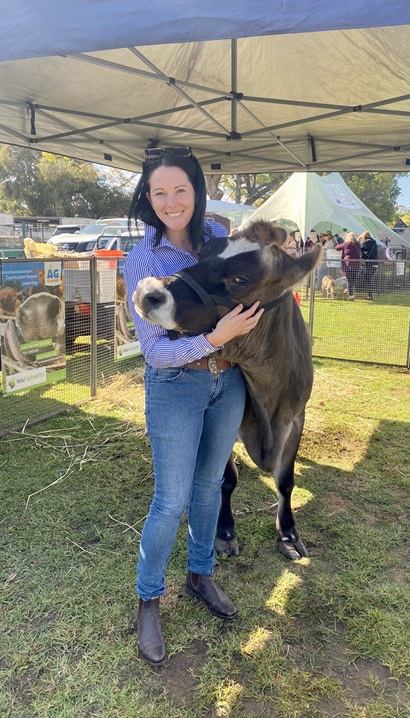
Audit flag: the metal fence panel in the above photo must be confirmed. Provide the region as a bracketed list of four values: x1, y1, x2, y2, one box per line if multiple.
[0, 257, 140, 435]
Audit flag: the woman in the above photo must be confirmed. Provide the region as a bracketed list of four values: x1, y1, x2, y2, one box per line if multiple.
[334, 231, 361, 299]
[358, 231, 378, 300]
[124, 147, 264, 667]
[315, 232, 334, 290]
[285, 231, 298, 257]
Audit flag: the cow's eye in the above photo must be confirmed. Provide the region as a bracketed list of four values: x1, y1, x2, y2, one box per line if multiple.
[232, 277, 248, 285]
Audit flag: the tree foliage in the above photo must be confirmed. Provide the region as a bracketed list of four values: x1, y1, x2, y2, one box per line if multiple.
[340, 172, 402, 225]
[398, 213, 410, 227]
[0, 146, 133, 217]
[205, 172, 290, 206]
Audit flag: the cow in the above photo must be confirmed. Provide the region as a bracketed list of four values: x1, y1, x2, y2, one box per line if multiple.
[132, 221, 322, 561]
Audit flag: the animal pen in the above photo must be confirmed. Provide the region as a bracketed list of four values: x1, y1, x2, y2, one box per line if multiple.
[0, 255, 409, 436]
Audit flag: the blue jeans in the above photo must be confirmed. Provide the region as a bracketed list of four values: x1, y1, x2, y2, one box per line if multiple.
[137, 364, 246, 601]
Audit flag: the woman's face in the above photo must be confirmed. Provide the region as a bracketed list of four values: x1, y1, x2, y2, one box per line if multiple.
[147, 165, 196, 234]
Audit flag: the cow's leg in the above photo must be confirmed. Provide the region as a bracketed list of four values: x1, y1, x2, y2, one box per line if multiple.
[214, 454, 240, 557]
[275, 418, 308, 561]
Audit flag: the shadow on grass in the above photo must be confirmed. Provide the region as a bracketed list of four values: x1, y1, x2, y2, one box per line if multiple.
[0, 347, 144, 435]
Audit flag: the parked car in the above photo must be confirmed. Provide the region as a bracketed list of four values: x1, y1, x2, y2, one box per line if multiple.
[47, 218, 131, 252]
[93, 229, 144, 255]
[75, 227, 144, 255]
[64, 229, 144, 353]
[50, 224, 81, 236]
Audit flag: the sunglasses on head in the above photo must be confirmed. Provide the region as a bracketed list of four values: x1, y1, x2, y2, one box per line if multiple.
[144, 146, 192, 162]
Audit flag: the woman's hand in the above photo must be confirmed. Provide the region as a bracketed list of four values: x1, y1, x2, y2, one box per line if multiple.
[205, 302, 264, 347]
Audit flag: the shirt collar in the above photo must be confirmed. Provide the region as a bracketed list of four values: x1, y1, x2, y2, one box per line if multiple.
[144, 223, 211, 252]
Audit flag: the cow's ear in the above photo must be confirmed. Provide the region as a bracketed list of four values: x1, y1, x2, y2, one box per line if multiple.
[292, 243, 323, 282]
[271, 225, 288, 247]
[240, 221, 287, 246]
[273, 243, 323, 288]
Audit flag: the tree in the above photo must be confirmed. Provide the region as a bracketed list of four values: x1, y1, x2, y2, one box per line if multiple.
[205, 172, 290, 206]
[0, 146, 47, 214]
[0, 146, 133, 217]
[205, 175, 224, 201]
[340, 172, 403, 225]
[397, 212, 410, 226]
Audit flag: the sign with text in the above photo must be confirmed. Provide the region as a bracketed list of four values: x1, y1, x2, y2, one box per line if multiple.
[0, 261, 66, 394]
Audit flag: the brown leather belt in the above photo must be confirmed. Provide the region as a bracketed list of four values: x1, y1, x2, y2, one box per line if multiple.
[186, 356, 233, 376]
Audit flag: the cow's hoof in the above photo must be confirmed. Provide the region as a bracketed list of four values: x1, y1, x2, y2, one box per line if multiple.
[215, 537, 240, 557]
[277, 535, 308, 561]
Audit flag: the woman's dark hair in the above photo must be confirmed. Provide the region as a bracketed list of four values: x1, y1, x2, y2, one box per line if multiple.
[128, 151, 207, 251]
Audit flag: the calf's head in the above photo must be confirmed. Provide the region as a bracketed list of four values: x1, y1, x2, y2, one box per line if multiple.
[133, 221, 322, 334]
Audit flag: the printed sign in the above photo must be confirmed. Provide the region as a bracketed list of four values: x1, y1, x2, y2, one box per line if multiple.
[0, 261, 66, 394]
[115, 259, 141, 362]
[323, 183, 361, 209]
[395, 261, 405, 277]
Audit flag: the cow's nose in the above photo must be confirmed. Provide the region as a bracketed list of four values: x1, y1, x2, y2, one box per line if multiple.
[143, 290, 166, 309]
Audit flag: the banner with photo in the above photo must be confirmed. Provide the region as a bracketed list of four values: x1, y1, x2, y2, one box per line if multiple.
[0, 261, 66, 394]
[115, 258, 141, 362]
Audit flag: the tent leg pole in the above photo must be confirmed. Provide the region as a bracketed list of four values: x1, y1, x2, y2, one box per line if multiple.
[308, 268, 316, 350]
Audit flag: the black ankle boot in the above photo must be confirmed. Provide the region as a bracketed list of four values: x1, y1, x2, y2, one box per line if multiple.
[137, 597, 166, 667]
[186, 572, 237, 619]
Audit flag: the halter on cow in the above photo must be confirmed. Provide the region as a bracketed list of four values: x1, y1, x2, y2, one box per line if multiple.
[167, 269, 291, 340]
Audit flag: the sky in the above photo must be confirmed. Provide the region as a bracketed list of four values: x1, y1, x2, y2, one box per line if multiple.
[397, 173, 410, 207]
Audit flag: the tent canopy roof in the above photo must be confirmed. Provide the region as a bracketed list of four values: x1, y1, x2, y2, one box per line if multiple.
[0, 2, 409, 174]
[242, 172, 399, 242]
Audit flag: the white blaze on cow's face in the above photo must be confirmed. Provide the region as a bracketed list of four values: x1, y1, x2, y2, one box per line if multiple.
[132, 277, 177, 329]
[218, 237, 261, 260]
[218, 237, 276, 282]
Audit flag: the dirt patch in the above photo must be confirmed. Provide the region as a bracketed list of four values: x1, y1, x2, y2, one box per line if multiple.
[240, 697, 280, 717]
[161, 638, 208, 707]
[321, 640, 410, 712]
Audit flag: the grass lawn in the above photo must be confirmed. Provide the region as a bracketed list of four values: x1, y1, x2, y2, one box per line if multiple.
[299, 290, 410, 366]
[1, 358, 409, 718]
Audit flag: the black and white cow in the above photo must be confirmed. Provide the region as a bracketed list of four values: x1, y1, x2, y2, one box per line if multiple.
[133, 221, 322, 560]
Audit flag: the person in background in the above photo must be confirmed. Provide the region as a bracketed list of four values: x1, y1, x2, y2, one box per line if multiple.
[334, 233, 344, 245]
[124, 146, 264, 667]
[316, 231, 334, 289]
[334, 231, 361, 299]
[285, 231, 298, 257]
[304, 233, 317, 251]
[358, 231, 378, 300]
[383, 238, 396, 261]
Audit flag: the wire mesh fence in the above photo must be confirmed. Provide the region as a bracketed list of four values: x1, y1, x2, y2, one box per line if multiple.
[295, 258, 410, 366]
[0, 256, 142, 435]
[0, 255, 409, 435]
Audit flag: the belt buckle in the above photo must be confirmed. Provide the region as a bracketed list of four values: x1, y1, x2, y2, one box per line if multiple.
[208, 356, 221, 376]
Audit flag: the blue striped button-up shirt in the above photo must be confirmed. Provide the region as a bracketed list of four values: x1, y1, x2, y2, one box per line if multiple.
[124, 221, 228, 368]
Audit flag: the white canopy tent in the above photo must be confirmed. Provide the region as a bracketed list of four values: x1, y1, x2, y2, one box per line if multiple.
[240, 172, 399, 243]
[206, 200, 255, 228]
[0, 1, 409, 174]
